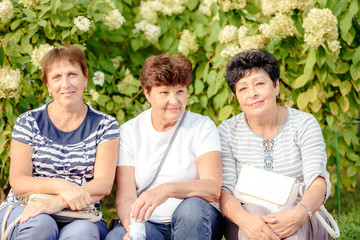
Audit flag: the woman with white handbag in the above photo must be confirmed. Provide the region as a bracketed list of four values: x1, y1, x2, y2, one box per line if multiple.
[218, 49, 339, 240]
[0, 45, 120, 240]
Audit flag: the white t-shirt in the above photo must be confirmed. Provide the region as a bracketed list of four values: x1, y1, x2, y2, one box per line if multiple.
[118, 109, 221, 223]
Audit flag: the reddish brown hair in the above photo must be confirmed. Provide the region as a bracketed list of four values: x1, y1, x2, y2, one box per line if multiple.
[40, 45, 88, 85]
[140, 55, 192, 93]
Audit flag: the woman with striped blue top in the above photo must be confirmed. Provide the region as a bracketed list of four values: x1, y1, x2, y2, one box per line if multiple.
[0, 45, 120, 240]
[219, 49, 332, 240]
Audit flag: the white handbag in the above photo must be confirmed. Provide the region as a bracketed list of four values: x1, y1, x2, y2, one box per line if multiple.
[234, 165, 340, 238]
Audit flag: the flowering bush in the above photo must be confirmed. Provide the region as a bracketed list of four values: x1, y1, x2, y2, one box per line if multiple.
[0, 0, 359, 198]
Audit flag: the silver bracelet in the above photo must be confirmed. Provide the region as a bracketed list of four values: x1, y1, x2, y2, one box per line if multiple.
[298, 203, 312, 219]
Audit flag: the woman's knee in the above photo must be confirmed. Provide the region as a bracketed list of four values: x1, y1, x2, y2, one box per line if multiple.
[105, 223, 127, 240]
[59, 220, 100, 240]
[18, 214, 58, 240]
[172, 197, 209, 222]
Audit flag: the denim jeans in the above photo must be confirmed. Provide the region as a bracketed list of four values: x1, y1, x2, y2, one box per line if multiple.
[106, 197, 225, 240]
[0, 205, 109, 240]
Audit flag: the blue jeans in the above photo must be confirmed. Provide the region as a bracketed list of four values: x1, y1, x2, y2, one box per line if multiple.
[106, 197, 225, 240]
[0, 205, 109, 240]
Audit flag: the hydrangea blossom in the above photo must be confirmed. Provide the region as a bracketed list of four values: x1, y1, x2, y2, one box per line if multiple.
[139, 1, 159, 24]
[218, 25, 238, 44]
[74, 16, 91, 32]
[18, 0, 40, 8]
[0, 66, 21, 98]
[134, 20, 161, 43]
[0, 0, 13, 21]
[303, 8, 338, 48]
[198, 0, 217, 16]
[156, 0, 188, 16]
[220, 44, 241, 58]
[111, 56, 124, 69]
[261, 0, 313, 15]
[31, 44, 55, 69]
[103, 9, 126, 30]
[178, 29, 199, 57]
[259, 13, 298, 40]
[92, 71, 105, 86]
[219, 0, 246, 12]
[89, 89, 100, 101]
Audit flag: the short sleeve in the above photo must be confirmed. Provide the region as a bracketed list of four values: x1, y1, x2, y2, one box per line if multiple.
[97, 115, 120, 146]
[218, 121, 238, 194]
[298, 114, 331, 200]
[12, 111, 35, 146]
[194, 117, 221, 158]
[117, 123, 135, 166]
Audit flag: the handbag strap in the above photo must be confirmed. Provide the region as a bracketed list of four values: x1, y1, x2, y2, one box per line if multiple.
[1, 205, 22, 240]
[298, 187, 340, 238]
[138, 110, 188, 196]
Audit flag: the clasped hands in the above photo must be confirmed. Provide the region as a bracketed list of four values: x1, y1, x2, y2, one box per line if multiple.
[20, 180, 92, 223]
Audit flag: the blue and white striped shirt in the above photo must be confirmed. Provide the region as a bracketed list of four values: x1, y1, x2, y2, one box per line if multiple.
[0, 103, 119, 209]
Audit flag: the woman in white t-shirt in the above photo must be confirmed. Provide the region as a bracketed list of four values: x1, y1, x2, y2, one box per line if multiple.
[106, 56, 224, 240]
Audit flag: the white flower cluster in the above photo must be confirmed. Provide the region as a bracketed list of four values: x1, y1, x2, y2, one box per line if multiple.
[259, 13, 298, 40]
[92, 71, 105, 86]
[111, 56, 124, 69]
[18, 0, 40, 8]
[178, 29, 199, 56]
[31, 44, 55, 69]
[0, 66, 21, 99]
[74, 16, 91, 32]
[303, 8, 340, 55]
[219, 0, 246, 12]
[0, 0, 13, 21]
[134, 20, 161, 43]
[198, 0, 217, 16]
[103, 9, 126, 30]
[220, 25, 265, 58]
[89, 89, 100, 101]
[218, 25, 238, 44]
[261, 0, 313, 16]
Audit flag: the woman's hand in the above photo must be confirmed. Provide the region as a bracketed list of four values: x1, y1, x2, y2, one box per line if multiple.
[131, 184, 169, 222]
[56, 179, 92, 210]
[266, 206, 308, 238]
[123, 232, 130, 240]
[239, 212, 280, 240]
[20, 195, 66, 223]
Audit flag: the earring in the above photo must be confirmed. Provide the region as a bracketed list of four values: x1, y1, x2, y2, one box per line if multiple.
[49, 92, 52, 97]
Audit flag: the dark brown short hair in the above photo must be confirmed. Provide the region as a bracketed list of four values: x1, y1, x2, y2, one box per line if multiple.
[40, 45, 88, 85]
[140, 55, 192, 93]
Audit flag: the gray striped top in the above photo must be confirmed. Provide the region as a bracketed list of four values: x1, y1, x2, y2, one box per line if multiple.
[218, 107, 331, 200]
[0, 103, 119, 209]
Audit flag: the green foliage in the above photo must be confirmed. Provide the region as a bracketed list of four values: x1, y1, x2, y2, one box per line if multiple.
[0, 0, 359, 199]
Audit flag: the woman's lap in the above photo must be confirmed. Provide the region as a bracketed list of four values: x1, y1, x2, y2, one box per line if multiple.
[225, 203, 331, 240]
[106, 197, 224, 240]
[0, 205, 108, 240]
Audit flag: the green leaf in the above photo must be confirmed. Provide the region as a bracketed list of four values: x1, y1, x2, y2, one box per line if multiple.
[350, 64, 360, 81]
[307, 87, 318, 103]
[316, 46, 326, 68]
[310, 98, 322, 113]
[97, 95, 111, 107]
[44, 23, 56, 39]
[105, 100, 115, 111]
[347, 165, 357, 177]
[59, 2, 73, 11]
[131, 38, 144, 52]
[22, 9, 37, 19]
[194, 78, 204, 95]
[51, 0, 61, 12]
[293, 74, 309, 89]
[218, 105, 233, 121]
[10, 19, 22, 31]
[244, 4, 261, 14]
[296, 92, 309, 110]
[206, 70, 217, 84]
[304, 48, 316, 75]
[348, 152, 360, 161]
[325, 52, 335, 71]
[61, 30, 70, 39]
[338, 96, 350, 112]
[340, 80, 352, 96]
[331, 0, 347, 17]
[352, 46, 360, 65]
[329, 102, 339, 115]
[335, 60, 349, 74]
[213, 88, 228, 110]
[186, 0, 198, 11]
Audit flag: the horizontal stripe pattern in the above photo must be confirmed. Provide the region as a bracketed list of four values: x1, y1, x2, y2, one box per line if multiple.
[218, 107, 331, 200]
[1, 103, 119, 209]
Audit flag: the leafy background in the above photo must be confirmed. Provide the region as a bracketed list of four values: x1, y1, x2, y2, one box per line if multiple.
[0, 0, 359, 219]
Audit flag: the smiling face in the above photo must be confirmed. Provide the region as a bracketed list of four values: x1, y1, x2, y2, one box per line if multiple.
[145, 84, 188, 131]
[235, 68, 279, 118]
[46, 60, 88, 108]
